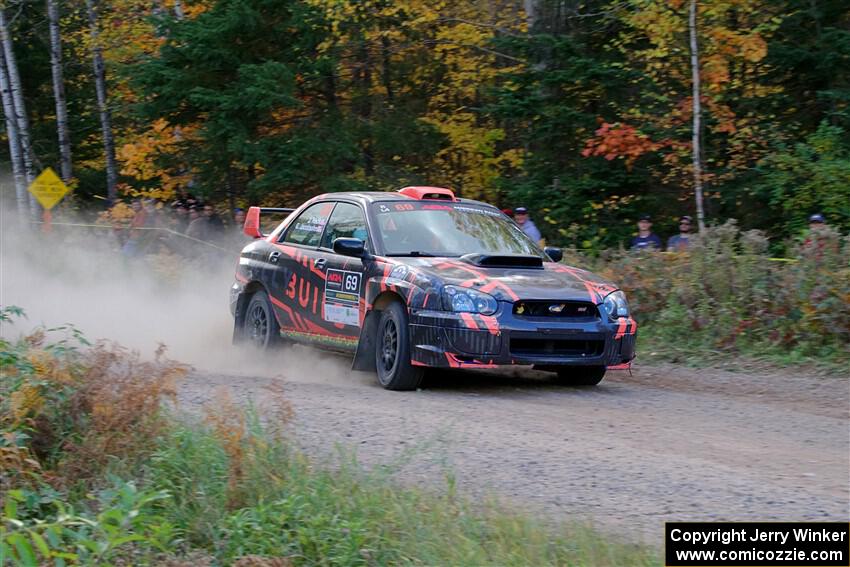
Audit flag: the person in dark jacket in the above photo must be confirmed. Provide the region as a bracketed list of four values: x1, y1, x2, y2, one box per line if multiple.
[630, 214, 662, 251]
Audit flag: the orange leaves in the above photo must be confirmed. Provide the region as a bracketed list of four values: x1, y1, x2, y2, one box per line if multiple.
[581, 122, 666, 167]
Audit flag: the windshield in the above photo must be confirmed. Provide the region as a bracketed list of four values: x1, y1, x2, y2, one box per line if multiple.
[371, 202, 543, 257]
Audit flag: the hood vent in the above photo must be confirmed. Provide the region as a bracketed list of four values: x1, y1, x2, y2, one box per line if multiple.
[460, 254, 543, 269]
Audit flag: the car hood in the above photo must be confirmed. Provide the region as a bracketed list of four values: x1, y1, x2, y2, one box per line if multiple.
[393, 257, 620, 304]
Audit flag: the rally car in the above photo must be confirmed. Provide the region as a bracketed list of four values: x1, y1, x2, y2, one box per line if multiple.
[230, 187, 636, 390]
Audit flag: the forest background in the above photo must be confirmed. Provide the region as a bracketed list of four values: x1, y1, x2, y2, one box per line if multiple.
[2, 0, 848, 252]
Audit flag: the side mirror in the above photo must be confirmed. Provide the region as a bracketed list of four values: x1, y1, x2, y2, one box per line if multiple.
[333, 237, 367, 258]
[544, 246, 563, 262]
[243, 206, 263, 239]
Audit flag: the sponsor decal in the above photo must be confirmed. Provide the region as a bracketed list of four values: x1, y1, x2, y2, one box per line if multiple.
[389, 264, 409, 280]
[324, 268, 361, 326]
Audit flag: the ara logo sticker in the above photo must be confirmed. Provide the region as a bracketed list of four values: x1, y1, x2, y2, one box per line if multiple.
[324, 269, 361, 326]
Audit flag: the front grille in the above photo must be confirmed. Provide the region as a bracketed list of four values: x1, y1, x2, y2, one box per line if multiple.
[513, 301, 599, 320]
[510, 337, 605, 358]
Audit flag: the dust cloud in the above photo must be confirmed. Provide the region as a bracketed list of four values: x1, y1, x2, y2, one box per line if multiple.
[0, 190, 352, 382]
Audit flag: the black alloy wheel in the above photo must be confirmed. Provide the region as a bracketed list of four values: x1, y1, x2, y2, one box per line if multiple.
[374, 301, 424, 390]
[244, 291, 281, 349]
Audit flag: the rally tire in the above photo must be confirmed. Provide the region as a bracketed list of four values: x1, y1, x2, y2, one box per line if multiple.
[375, 302, 424, 391]
[243, 291, 281, 350]
[554, 366, 606, 386]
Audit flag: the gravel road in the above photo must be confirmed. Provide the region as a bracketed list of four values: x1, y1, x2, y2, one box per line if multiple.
[177, 350, 849, 544]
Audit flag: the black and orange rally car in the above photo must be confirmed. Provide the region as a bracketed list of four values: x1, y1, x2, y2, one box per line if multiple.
[230, 187, 636, 390]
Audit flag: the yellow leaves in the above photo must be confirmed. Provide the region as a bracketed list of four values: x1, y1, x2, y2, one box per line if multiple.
[98, 201, 135, 225]
[10, 384, 44, 425]
[118, 119, 198, 200]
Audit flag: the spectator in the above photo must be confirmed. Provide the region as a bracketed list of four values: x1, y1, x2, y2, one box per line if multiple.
[514, 206, 545, 246]
[667, 215, 693, 251]
[801, 213, 838, 259]
[808, 213, 826, 231]
[186, 203, 210, 241]
[227, 208, 252, 252]
[205, 204, 225, 234]
[171, 200, 190, 233]
[187, 202, 201, 223]
[233, 207, 246, 229]
[186, 203, 225, 243]
[630, 214, 662, 251]
[121, 199, 150, 257]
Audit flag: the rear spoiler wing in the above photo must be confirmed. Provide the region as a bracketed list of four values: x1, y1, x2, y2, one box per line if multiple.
[243, 206, 296, 239]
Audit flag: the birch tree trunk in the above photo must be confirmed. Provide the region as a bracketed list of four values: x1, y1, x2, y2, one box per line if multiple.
[0, 8, 41, 219]
[0, 48, 29, 221]
[688, 0, 706, 233]
[523, 0, 537, 31]
[173, 0, 185, 20]
[85, 0, 118, 203]
[47, 0, 73, 183]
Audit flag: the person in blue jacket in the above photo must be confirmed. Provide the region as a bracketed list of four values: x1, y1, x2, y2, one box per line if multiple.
[667, 215, 693, 251]
[514, 206, 544, 246]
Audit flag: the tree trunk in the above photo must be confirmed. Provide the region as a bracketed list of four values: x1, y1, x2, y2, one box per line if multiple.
[380, 36, 393, 103]
[0, 8, 40, 220]
[86, 0, 118, 203]
[523, 0, 537, 31]
[173, 0, 185, 20]
[688, 0, 706, 232]
[0, 47, 29, 221]
[47, 0, 73, 183]
[355, 41, 373, 177]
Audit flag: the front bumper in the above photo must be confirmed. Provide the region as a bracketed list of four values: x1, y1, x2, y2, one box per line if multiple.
[408, 306, 636, 369]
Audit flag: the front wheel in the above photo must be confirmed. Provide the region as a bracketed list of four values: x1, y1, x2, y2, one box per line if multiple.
[374, 302, 424, 391]
[554, 366, 606, 386]
[242, 291, 281, 350]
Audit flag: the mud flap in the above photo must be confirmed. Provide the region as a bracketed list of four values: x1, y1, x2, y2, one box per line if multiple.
[231, 293, 249, 345]
[352, 310, 378, 371]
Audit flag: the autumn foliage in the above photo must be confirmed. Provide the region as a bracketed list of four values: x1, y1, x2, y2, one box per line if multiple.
[6, 0, 850, 249]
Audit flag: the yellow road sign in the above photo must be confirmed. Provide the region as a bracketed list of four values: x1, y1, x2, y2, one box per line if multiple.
[28, 168, 70, 210]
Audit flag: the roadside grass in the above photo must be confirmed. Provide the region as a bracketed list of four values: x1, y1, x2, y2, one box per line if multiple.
[636, 324, 849, 375]
[138, 413, 658, 566]
[2, 309, 658, 566]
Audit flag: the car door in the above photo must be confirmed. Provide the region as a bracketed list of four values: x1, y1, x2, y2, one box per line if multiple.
[272, 201, 336, 337]
[317, 201, 370, 341]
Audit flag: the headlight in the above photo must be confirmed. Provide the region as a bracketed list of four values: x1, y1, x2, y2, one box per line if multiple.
[601, 290, 629, 319]
[442, 285, 498, 315]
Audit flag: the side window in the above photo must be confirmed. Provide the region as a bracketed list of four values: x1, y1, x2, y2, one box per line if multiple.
[282, 202, 335, 247]
[320, 202, 369, 250]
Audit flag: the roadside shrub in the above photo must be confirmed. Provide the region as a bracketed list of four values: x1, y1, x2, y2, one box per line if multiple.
[581, 221, 850, 364]
[1, 307, 187, 491]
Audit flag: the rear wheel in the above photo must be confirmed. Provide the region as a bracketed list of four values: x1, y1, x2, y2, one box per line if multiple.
[375, 302, 424, 391]
[554, 365, 606, 386]
[243, 291, 281, 350]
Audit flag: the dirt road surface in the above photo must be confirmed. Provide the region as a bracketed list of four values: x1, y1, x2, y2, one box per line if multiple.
[177, 353, 849, 544]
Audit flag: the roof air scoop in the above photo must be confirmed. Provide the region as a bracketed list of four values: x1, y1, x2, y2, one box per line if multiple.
[460, 254, 544, 268]
[398, 186, 456, 201]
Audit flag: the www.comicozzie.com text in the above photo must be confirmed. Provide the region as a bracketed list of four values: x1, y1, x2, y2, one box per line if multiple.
[670, 527, 848, 546]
